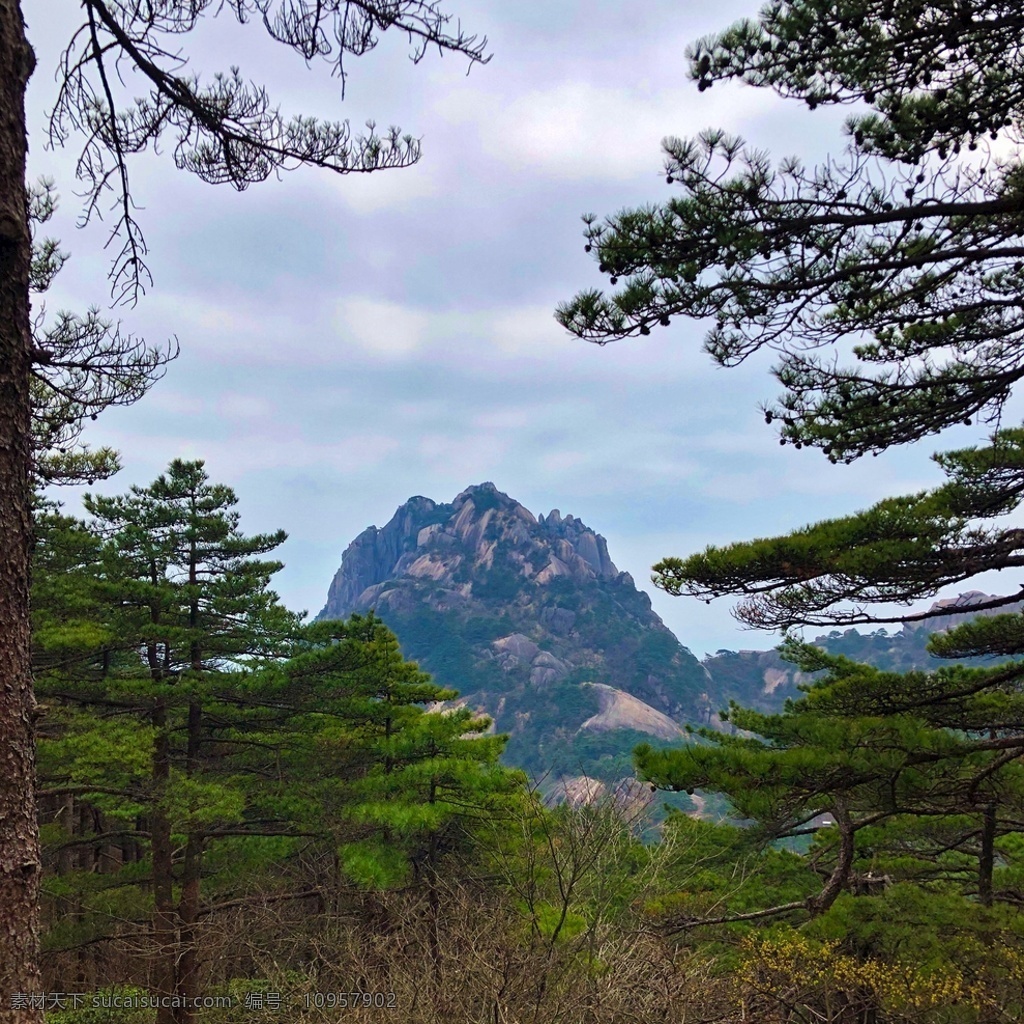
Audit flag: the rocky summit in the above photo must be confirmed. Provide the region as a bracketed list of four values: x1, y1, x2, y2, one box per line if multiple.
[318, 483, 731, 780]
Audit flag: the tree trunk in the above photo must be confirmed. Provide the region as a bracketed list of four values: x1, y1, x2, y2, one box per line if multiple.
[151, 697, 177, 1024]
[807, 802, 855, 918]
[176, 833, 202, 1024]
[979, 803, 996, 908]
[0, 1, 41, 1020]
[175, 698, 204, 1024]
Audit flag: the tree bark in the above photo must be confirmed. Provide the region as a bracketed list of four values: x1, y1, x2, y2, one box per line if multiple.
[807, 802, 855, 918]
[979, 803, 996, 908]
[175, 543, 202, 1024]
[175, 697, 203, 1024]
[151, 696, 177, 1024]
[176, 833, 202, 1024]
[0, 1, 41, 1020]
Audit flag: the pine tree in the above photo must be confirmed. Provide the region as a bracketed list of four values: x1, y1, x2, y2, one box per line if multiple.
[35, 460, 300, 1024]
[278, 614, 523, 889]
[558, 1, 1024, 462]
[556, 0, 1024, 635]
[272, 613, 525, 987]
[636, 638, 1024, 925]
[35, 491, 526, 1011]
[652, 428, 1024, 631]
[0, 4, 490, 1007]
[554, 0, 1024, 925]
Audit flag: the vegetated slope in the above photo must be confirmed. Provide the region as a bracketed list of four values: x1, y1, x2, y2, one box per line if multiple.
[318, 482, 773, 782]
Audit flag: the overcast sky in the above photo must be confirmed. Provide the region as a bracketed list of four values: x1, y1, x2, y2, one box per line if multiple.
[22, 0, 1014, 658]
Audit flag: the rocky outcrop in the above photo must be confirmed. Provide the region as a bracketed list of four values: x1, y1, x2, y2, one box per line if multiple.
[318, 488, 1024, 786]
[700, 648, 807, 713]
[320, 483, 627, 622]
[555, 776, 656, 819]
[537, 508, 618, 579]
[579, 683, 687, 741]
[903, 590, 1024, 634]
[317, 483, 714, 781]
[322, 494, 445, 618]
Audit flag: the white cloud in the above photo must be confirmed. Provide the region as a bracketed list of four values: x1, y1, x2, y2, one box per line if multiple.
[489, 304, 569, 357]
[539, 450, 589, 474]
[333, 297, 429, 358]
[329, 162, 440, 214]
[436, 78, 782, 182]
[141, 391, 207, 416]
[93, 431, 403, 477]
[471, 406, 539, 431]
[192, 303, 270, 338]
[415, 432, 511, 476]
[146, 284, 719, 382]
[218, 393, 276, 421]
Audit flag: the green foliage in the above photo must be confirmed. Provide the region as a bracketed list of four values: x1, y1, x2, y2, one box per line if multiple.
[654, 813, 818, 922]
[33, 460, 311, 1008]
[271, 613, 526, 887]
[653, 430, 1024, 632]
[35, 465, 531, 1006]
[499, 679, 601, 777]
[46, 988, 151, 1024]
[808, 884, 1024, 966]
[637, 637, 1024, 931]
[560, 1, 1024, 461]
[559, 75, 1024, 992]
[530, 900, 588, 942]
[377, 599, 508, 693]
[471, 560, 523, 602]
[339, 839, 411, 889]
[537, 726, 680, 784]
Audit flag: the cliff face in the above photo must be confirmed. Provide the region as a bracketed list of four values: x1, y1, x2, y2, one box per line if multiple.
[322, 495, 442, 617]
[318, 483, 717, 778]
[321, 484, 622, 621]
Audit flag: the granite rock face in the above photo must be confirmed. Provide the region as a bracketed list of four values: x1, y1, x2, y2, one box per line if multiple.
[317, 483, 717, 777]
[322, 494, 441, 618]
[321, 483, 624, 621]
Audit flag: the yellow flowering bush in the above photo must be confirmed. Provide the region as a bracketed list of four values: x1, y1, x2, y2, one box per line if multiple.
[738, 930, 1020, 1023]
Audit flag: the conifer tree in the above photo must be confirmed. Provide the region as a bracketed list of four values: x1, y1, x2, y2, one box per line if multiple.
[255, 613, 526, 992]
[36, 460, 300, 1024]
[559, 1, 1024, 463]
[35, 494, 525, 1010]
[557, 2, 1024, 639]
[278, 614, 523, 891]
[557, 0, 1024, 941]
[636, 638, 1024, 924]
[654, 428, 1024, 631]
[0, 4, 490, 1006]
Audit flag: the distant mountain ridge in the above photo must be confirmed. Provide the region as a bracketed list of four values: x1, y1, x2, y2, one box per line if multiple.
[703, 589, 1024, 704]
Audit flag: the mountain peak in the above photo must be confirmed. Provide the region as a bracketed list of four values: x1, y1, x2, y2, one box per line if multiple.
[455, 480, 501, 500]
[453, 481, 522, 514]
[319, 484, 628, 625]
[316, 485, 713, 761]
